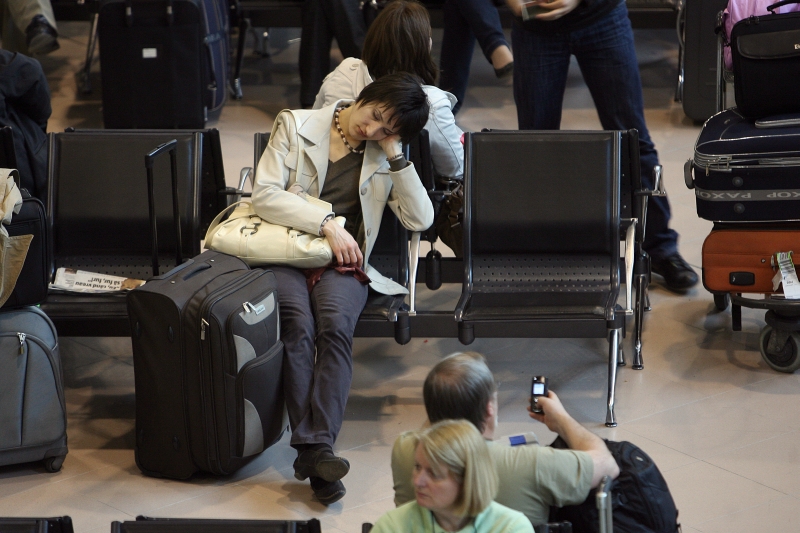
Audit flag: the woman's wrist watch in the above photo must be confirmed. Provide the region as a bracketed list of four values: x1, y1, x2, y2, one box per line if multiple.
[387, 153, 403, 162]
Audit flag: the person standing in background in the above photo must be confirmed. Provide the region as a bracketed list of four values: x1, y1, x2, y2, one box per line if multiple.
[439, 0, 514, 114]
[505, 0, 698, 291]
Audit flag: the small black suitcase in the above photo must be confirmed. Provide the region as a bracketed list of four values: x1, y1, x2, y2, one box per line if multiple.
[98, 0, 229, 129]
[0, 306, 68, 472]
[127, 141, 286, 479]
[731, 4, 800, 119]
[1, 168, 50, 309]
[686, 107, 800, 222]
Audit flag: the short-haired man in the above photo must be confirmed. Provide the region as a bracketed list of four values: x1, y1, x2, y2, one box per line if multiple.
[391, 351, 620, 525]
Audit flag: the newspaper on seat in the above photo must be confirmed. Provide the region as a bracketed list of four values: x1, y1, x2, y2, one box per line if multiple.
[49, 268, 145, 293]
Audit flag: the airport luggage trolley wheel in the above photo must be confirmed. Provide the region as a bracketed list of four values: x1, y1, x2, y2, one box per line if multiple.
[759, 326, 800, 373]
[713, 293, 730, 311]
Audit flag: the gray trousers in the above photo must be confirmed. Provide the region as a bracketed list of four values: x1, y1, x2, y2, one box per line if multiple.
[271, 266, 368, 449]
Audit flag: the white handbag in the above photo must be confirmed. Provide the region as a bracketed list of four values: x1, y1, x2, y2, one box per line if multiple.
[204, 199, 345, 268]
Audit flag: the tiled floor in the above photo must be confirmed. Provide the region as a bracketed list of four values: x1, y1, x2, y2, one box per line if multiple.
[2, 19, 799, 533]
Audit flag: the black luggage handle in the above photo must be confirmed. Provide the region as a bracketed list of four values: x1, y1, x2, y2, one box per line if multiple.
[768, 0, 800, 13]
[124, 0, 175, 26]
[145, 140, 183, 276]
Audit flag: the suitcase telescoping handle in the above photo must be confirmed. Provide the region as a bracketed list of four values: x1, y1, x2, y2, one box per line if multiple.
[145, 140, 183, 276]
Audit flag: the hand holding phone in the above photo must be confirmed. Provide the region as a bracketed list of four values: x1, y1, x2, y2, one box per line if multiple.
[520, 0, 547, 20]
[530, 376, 548, 414]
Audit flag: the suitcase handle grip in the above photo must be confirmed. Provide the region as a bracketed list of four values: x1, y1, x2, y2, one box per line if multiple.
[768, 0, 800, 13]
[145, 140, 183, 277]
[181, 263, 212, 281]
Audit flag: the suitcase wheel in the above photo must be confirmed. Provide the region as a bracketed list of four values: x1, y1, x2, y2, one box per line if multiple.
[713, 293, 730, 311]
[759, 326, 800, 373]
[44, 454, 66, 473]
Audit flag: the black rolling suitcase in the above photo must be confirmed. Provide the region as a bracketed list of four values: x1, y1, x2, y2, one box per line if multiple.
[98, 0, 230, 129]
[680, 0, 728, 122]
[686, 107, 800, 222]
[127, 141, 286, 479]
[0, 168, 50, 309]
[0, 306, 68, 472]
[112, 517, 321, 533]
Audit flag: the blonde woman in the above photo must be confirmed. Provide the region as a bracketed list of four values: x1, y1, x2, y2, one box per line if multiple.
[372, 420, 533, 533]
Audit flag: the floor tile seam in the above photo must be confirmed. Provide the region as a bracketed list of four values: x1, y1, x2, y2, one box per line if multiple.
[699, 429, 800, 467]
[620, 386, 741, 426]
[689, 493, 797, 529]
[145, 484, 235, 514]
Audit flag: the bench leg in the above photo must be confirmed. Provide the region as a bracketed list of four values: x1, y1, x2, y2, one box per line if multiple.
[79, 12, 99, 94]
[231, 17, 249, 100]
[605, 327, 621, 427]
[633, 272, 647, 370]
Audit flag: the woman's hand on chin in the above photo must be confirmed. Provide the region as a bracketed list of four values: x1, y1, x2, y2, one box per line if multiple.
[322, 221, 363, 267]
[377, 134, 403, 160]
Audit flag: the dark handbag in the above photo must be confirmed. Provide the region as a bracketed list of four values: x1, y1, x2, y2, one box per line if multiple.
[2, 170, 50, 309]
[434, 178, 464, 258]
[731, 0, 800, 118]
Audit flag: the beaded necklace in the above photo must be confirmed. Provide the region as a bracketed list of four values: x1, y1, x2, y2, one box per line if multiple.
[334, 105, 365, 155]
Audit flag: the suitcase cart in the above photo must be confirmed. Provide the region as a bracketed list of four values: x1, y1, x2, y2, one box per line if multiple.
[685, 4, 800, 374]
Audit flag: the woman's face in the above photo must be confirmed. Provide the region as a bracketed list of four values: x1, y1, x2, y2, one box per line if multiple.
[348, 102, 398, 142]
[412, 444, 461, 514]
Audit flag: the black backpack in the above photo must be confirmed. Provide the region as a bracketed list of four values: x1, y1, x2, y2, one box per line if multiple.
[549, 438, 680, 533]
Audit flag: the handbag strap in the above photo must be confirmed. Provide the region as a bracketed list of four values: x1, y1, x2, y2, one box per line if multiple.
[768, 0, 800, 13]
[204, 200, 255, 247]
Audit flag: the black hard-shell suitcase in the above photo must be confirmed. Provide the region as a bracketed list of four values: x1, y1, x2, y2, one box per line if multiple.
[127, 141, 286, 479]
[1, 168, 50, 309]
[112, 517, 321, 533]
[0, 306, 68, 472]
[685, 107, 800, 221]
[98, 0, 229, 129]
[680, 0, 728, 122]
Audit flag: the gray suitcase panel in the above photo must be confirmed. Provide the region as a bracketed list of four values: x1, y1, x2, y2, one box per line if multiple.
[0, 306, 67, 470]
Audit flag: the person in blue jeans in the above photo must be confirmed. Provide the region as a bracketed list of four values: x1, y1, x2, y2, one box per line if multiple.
[440, 0, 514, 115]
[504, 0, 697, 291]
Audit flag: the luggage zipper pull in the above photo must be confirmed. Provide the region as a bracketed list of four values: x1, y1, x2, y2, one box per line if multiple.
[201, 319, 209, 340]
[244, 301, 266, 315]
[17, 333, 26, 354]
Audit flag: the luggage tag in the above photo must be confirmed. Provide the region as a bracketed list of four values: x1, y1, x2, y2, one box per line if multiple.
[772, 251, 800, 298]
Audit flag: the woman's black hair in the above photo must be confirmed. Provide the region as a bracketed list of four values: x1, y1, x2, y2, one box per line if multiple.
[356, 72, 430, 144]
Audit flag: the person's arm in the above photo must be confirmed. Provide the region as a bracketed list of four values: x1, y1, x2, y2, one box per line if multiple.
[424, 89, 464, 179]
[251, 111, 332, 235]
[504, 0, 582, 21]
[530, 391, 619, 487]
[377, 135, 435, 232]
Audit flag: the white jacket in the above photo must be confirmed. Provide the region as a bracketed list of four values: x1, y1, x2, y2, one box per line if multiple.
[252, 103, 434, 295]
[313, 58, 465, 179]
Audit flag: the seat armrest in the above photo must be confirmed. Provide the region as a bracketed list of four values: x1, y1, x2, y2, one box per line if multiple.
[622, 219, 637, 315]
[407, 232, 421, 315]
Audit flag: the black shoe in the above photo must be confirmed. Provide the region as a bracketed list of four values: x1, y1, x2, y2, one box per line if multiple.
[494, 61, 513, 80]
[293, 448, 350, 482]
[310, 477, 346, 505]
[651, 253, 698, 291]
[25, 15, 59, 56]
